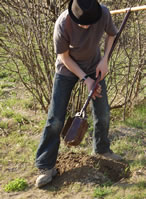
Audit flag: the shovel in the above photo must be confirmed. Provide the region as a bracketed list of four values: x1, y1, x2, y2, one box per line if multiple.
[61, 73, 101, 146]
[61, 9, 131, 146]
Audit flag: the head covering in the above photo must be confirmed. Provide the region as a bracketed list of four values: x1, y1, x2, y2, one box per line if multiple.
[68, 0, 102, 25]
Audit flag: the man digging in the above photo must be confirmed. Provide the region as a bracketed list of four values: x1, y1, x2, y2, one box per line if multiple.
[35, 0, 122, 188]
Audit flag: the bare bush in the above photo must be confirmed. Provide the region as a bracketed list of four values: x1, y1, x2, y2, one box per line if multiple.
[0, 0, 145, 119]
[0, 0, 67, 112]
[104, 0, 145, 119]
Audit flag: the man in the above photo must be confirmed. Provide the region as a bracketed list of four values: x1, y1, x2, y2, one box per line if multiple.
[35, 0, 122, 188]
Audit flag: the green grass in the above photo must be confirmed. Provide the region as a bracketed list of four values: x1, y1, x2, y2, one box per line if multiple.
[0, 70, 9, 78]
[136, 180, 146, 189]
[0, 66, 145, 198]
[1, 82, 14, 89]
[4, 178, 28, 192]
[93, 178, 146, 199]
[130, 155, 146, 170]
[93, 179, 114, 198]
[0, 131, 39, 184]
[93, 186, 113, 198]
[124, 103, 146, 129]
[111, 135, 144, 155]
[1, 109, 14, 118]
[110, 101, 146, 129]
[0, 120, 8, 129]
[111, 133, 145, 171]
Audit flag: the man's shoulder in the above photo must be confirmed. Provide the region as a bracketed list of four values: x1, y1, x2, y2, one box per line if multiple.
[55, 10, 68, 27]
[101, 4, 111, 17]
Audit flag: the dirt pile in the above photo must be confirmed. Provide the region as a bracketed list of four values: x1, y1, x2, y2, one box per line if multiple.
[52, 151, 130, 187]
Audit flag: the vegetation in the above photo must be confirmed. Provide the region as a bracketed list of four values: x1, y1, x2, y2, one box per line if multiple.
[4, 178, 28, 192]
[0, 0, 145, 198]
[0, 0, 145, 117]
[0, 73, 145, 198]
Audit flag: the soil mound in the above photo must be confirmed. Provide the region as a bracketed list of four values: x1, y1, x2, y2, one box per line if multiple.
[52, 151, 130, 187]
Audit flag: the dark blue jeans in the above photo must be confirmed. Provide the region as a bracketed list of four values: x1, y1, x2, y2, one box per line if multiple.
[35, 73, 110, 169]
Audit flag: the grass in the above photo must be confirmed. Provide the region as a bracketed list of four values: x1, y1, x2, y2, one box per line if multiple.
[0, 131, 38, 167]
[93, 177, 146, 199]
[124, 103, 146, 129]
[93, 181, 114, 198]
[0, 72, 145, 199]
[93, 186, 113, 198]
[0, 120, 8, 129]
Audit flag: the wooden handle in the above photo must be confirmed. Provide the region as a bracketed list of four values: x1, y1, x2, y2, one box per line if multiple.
[110, 5, 146, 15]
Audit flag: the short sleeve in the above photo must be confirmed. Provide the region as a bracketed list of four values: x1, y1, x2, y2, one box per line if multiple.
[53, 19, 69, 54]
[104, 7, 118, 36]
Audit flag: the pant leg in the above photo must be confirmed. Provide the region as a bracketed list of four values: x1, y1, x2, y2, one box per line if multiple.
[91, 79, 110, 154]
[35, 73, 78, 169]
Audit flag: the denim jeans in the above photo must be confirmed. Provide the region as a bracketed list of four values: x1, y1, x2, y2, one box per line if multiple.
[35, 73, 110, 169]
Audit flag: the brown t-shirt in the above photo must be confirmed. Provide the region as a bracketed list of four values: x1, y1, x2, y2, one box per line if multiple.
[53, 5, 118, 77]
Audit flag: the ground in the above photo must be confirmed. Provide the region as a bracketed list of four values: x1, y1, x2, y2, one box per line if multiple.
[0, 149, 131, 199]
[0, 84, 145, 199]
[0, 126, 146, 199]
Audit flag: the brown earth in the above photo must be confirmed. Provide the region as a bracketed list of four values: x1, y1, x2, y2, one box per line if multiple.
[28, 151, 130, 199]
[54, 151, 130, 186]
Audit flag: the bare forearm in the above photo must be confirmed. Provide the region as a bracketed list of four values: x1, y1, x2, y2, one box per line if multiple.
[104, 35, 116, 60]
[58, 51, 86, 80]
[96, 34, 116, 80]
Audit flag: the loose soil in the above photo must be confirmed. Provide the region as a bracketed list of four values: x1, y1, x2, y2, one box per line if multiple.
[32, 151, 130, 199]
[54, 151, 130, 186]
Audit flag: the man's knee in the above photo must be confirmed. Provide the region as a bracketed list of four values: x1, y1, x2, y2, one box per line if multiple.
[46, 117, 64, 133]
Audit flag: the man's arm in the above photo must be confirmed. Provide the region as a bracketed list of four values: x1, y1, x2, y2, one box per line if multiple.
[104, 34, 116, 59]
[96, 34, 116, 80]
[58, 50, 86, 80]
[58, 51, 102, 99]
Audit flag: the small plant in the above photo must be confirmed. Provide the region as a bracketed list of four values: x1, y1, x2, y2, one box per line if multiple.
[93, 186, 113, 198]
[0, 121, 8, 129]
[4, 178, 28, 192]
[101, 179, 113, 187]
[2, 109, 14, 118]
[14, 113, 29, 124]
[0, 71, 9, 78]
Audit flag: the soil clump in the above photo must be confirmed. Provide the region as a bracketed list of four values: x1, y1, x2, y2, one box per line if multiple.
[51, 151, 130, 187]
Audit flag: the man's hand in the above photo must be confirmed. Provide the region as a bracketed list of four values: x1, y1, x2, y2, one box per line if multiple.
[96, 57, 108, 80]
[96, 34, 116, 80]
[84, 77, 102, 100]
